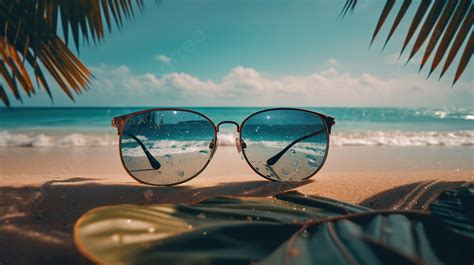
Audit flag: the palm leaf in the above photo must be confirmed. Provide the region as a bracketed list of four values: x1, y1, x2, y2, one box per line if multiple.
[0, 0, 147, 107]
[453, 32, 473, 85]
[419, 0, 458, 71]
[382, 0, 412, 50]
[400, 0, 432, 57]
[370, 0, 396, 47]
[429, 0, 470, 78]
[406, 0, 446, 64]
[338, 0, 358, 20]
[430, 185, 474, 238]
[74, 188, 474, 264]
[342, 0, 473, 84]
[438, 4, 473, 80]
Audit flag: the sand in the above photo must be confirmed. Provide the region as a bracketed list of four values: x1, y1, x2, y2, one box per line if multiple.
[0, 145, 473, 264]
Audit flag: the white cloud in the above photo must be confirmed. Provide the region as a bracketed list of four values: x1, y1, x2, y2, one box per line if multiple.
[88, 64, 473, 107]
[326, 58, 338, 66]
[155, 54, 171, 64]
[384, 53, 422, 65]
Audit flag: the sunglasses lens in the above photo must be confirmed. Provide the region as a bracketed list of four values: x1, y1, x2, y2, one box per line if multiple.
[241, 109, 329, 181]
[120, 110, 215, 185]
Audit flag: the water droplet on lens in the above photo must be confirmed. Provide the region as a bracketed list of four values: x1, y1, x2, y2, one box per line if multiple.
[181, 147, 187, 151]
[302, 230, 310, 238]
[199, 150, 209, 155]
[291, 149, 296, 154]
[255, 167, 260, 171]
[202, 231, 207, 236]
[148, 227, 156, 233]
[188, 225, 193, 229]
[177, 170, 185, 177]
[143, 189, 153, 201]
[164, 154, 172, 160]
[126, 219, 131, 223]
[196, 213, 207, 220]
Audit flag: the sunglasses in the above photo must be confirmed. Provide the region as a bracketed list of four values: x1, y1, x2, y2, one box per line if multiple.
[112, 108, 335, 186]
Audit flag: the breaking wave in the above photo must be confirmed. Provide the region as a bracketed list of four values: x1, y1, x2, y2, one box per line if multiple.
[0, 130, 473, 147]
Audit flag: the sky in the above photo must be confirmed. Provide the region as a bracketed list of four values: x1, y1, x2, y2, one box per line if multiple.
[12, 0, 474, 107]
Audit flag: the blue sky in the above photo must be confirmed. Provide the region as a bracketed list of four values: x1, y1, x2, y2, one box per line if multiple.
[13, 0, 473, 107]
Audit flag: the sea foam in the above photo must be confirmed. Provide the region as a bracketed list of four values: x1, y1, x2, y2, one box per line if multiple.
[0, 130, 472, 147]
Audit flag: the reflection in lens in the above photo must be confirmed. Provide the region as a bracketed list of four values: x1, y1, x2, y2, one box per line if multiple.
[120, 110, 215, 185]
[241, 109, 329, 181]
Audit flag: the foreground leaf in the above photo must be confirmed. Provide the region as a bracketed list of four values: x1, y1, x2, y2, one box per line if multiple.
[430, 185, 474, 238]
[74, 189, 474, 264]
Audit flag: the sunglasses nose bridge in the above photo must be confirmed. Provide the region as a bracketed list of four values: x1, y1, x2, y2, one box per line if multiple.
[216, 121, 240, 132]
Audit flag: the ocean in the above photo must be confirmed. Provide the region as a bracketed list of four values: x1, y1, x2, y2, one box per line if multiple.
[0, 107, 473, 147]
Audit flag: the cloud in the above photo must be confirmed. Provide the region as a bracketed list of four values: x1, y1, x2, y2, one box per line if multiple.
[326, 58, 338, 66]
[87, 64, 473, 107]
[384, 53, 422, 65]
[155, 54, 171, 64]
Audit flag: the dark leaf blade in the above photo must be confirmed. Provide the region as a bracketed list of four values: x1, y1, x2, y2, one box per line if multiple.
[0, 84, 10, 107]
[338, 0, 356, 20]
[430, 184, 474, 238]
[337, 0, 351, 20]
[406, 0, 446, 64]
[452, 32, 473, 85]
[370, 0, 396, 47]
[400, 0, 432, 57]
[420, 0, 458, 71]
[0, 60, 21, 101]
[428, 0, 470, 77]
[383, 0, 412, 50]
[275, 191, 371, 216]
[438, 5, 473, 80]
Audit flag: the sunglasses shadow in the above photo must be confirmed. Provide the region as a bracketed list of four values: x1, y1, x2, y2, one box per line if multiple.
[0, 178, 312, 264]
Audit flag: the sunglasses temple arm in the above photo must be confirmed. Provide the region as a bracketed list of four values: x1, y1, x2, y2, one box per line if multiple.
[266, 128, 326, 166]
[122, 132, 161, 169]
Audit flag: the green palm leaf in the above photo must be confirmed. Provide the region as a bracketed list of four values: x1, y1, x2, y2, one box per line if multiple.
[0, 0, 146, 107]
[74, 188, 474, 264]
[344, 0, 473, 85]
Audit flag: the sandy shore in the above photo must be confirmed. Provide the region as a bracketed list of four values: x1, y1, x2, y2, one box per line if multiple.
[0, 146, 473, 264]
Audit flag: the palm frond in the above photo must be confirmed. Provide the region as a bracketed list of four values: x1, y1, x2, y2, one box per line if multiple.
[383, 0, 412, 50]
[370, 0, 396, 47]
[342, 0, 473, 85]
[338, 0, 358, 20]
[0, 0, 146, 107]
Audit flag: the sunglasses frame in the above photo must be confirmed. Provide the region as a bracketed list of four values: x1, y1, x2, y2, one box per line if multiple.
[112, 108, 335, 186]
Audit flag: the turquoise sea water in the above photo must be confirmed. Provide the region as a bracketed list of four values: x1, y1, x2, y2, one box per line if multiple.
[0, 107, 473, 147]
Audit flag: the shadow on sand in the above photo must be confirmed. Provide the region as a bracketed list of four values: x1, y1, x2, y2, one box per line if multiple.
[360, 180, 470, 210]
[0, 178, 310, 265]
[0, 178, 470, 265]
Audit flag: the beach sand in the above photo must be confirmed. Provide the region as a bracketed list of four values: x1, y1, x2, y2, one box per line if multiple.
[0, 145, 473, 264]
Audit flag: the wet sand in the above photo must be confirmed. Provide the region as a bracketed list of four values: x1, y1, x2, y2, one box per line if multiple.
[0, 146, 473, 264]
